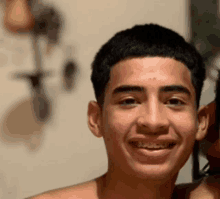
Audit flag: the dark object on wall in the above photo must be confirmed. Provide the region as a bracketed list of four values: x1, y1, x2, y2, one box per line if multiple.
[12, 33, 52, 122]
[62, 46, 78, 91]
[13, 71, 51, 122]
[63, 60, 77, 91]
[32, 6, 61, 44]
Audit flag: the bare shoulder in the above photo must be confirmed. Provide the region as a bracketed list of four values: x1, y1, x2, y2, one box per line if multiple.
[26, 179, 101, 199]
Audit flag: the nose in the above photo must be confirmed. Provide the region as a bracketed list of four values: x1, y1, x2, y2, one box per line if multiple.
[137, 100, 169, 135]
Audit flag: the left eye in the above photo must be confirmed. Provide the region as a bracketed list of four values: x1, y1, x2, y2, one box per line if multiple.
[166, 98, 185, 106]
[119, 98, 138, 106]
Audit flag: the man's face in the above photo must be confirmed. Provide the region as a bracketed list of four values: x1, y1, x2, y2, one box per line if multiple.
[89, 57, 207, 180]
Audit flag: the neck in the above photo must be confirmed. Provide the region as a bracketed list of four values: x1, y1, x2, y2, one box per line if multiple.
[97, 171, 177, 199]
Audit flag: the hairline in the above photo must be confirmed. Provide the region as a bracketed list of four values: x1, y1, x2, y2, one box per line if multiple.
[97, 55, 199, 111]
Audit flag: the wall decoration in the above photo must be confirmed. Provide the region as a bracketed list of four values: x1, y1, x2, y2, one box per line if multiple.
[1, 0, 78, 123]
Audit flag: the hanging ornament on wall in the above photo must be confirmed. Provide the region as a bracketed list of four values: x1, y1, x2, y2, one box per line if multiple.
[13, 71, 51, 122]
[32, 5, 61, 55]
[12, 32, 52, 122]
[63, 46, 77, 91]
[2, 0, 79, 123]
[63, 60, 77, 91]
[4, 0, 35, 33]
[4, 0, 62, 122]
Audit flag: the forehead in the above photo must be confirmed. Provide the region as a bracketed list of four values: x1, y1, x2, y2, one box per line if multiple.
[105, 57, 194, 96]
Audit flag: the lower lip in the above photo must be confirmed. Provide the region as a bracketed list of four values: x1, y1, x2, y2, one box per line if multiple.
[129, 144, 175, 163]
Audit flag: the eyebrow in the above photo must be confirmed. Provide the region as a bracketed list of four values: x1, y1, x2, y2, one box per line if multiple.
[112, 85, 145, 95]
[159, 85, 191, 97]
[112, 85, 192, 97]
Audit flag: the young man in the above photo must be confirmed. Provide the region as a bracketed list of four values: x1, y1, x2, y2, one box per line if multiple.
[28, 24, 209, 199]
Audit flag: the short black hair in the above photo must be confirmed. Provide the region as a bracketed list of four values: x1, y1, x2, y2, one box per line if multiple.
[91, 23, 206, 108]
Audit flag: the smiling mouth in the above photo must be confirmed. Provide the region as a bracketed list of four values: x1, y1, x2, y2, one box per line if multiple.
[129, 141, 176, 150]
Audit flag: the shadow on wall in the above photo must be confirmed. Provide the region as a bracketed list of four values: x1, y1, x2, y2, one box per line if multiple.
[0, 98, 45, 151]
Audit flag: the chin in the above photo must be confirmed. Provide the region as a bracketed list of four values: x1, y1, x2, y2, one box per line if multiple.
[126, 162, 179, 181]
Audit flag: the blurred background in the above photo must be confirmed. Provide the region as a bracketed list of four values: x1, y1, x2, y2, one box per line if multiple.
[0, 0, 217, 198]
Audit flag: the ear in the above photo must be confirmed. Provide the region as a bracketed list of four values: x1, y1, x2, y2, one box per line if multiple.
[196, 105, 210, 141]
[87, 101, 103, 138]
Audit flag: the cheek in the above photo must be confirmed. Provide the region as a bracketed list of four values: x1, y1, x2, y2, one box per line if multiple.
[102, 110, 134, 149]
[171, 113, 198, 168]
[171, 112, 197, 140]
[104, 109, 134, 133]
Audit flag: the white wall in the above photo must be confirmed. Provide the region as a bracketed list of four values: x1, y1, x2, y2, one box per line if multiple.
[0, 0, 215, 198]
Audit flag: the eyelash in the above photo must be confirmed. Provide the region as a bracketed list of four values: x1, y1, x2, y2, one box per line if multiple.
[119, 98, 138, 106]
[119, 98, 185, 107]
[166, 98, 186, 106]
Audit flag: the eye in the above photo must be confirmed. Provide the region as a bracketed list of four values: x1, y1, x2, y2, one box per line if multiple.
[166, 98, 185, 106]
[119, 98, 138, 106]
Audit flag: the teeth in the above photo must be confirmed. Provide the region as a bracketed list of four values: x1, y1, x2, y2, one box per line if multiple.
[132, 142, 174, 149]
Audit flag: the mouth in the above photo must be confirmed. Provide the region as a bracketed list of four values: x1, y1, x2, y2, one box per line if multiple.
[129, 141, 176, 150]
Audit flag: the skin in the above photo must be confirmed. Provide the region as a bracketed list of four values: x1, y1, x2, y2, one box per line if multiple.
[28, 57, 209, 199]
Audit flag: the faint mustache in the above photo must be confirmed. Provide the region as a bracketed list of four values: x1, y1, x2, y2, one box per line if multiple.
[136, 125, 169, 135]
